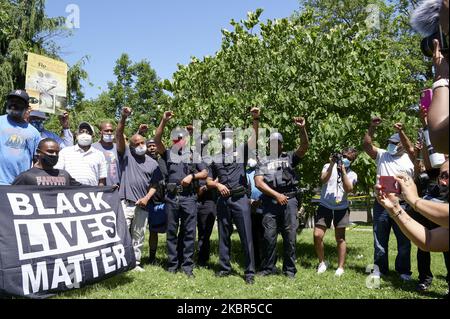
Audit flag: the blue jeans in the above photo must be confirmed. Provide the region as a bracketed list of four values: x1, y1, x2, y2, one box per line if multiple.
[373, 201, 411, 276]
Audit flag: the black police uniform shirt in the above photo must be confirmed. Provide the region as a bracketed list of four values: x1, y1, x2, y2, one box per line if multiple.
[255, 151, 301, 191]
[152, 156, 168, 204]
[12, 167, 82, 186]
[162, 148, 207, 185]
[208, 143, 250, 190]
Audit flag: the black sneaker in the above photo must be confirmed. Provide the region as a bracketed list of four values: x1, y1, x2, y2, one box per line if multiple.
[148, 254, 156, 265]
[184, 271, 195, 278]
[257, 270, 275, 277]
[416, 282, 431, 292]
[215, 271, 231, 278]
[245, 276, 255, 285]
[284, 272, 296, 279]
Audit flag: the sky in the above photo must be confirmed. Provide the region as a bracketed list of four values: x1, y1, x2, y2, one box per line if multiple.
[45, 0, 300, 100]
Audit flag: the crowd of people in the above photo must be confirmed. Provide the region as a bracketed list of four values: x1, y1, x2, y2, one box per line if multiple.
[0, 0, 448, 295]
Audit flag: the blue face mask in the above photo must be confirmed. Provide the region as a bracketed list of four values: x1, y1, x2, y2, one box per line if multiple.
[343, 158, 351, 168]
[30, 120, 45, 133]
[387, 143, 398, 155]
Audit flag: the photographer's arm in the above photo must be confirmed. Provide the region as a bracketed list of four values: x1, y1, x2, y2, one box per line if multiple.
[320, 162, 334, 184]
[390, 205, 448, 252]
[428, 40, 449, 154]
[341, 169, 354, 193]
[395, 174, 449, 228]
[376, 189, 449, 252]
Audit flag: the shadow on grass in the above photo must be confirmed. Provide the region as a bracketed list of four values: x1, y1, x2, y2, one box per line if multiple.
[197, 234, 367, 273]
[55, 272, 134, 298]
[380, 272, 447, 299]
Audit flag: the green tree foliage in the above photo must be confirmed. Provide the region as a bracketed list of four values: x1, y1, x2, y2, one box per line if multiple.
[104, 53, 170, 137]
[167, 2, 428, 205]
[0, 0, 87, 113]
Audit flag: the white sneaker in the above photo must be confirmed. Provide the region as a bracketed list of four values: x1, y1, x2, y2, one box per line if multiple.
[317, 261, 328, 274]
[400, 274, 412, 281]
[335, 268, 345, 277]
[133, 265, 145, 272]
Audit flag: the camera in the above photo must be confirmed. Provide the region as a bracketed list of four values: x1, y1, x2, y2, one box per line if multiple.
[421, 27, 449, 57]
[332, 153, 343, 166]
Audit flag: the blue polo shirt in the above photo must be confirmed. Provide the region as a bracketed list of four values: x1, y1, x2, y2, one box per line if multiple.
[0, 115, 41, 185]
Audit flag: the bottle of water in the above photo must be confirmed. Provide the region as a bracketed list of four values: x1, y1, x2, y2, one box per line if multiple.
[423, 127, 446, 168]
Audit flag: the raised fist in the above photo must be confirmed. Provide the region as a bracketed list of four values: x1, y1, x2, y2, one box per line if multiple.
[293, 117, 306, 128]
[371, 117, 382, 127]
[163, 111, 174, 122]
[122, 107, 132, 118]
[250, 107, 261, 120]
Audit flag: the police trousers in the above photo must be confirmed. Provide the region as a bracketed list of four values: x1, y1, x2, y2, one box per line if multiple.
[197, 199, 217, 266]
[217, 194, 255, 276]
[165, 193, 198, 273]
[261, 196, 299, 276]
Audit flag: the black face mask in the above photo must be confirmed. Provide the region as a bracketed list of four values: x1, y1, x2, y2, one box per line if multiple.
[7, 108, 26, 121]
[40, 153, 59, 168]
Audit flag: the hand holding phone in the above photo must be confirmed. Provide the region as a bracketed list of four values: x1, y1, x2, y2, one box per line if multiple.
[379, 176, 401, 194]
[420, 89, 433, 112]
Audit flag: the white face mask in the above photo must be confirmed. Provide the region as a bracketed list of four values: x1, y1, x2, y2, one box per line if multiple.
[223, 138, 234, 149]
[248, 158, 258, 169]
[134, 146, 147, 157]
[78, 133, 93, 147]
[103, 134, 114, 143]
[387, 143, 398, 156]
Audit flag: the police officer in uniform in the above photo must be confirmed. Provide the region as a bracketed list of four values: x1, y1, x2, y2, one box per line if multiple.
[255, 117, 309, 278]
[155, 111, 208, 277]
[206, 107, 261, 284]
[195, 136, 219, 267]
[146, 138, 169, 264]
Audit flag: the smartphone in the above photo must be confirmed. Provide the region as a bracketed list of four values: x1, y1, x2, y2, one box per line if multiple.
[379, 176, 401, 194]
[420, 89, 433, 112]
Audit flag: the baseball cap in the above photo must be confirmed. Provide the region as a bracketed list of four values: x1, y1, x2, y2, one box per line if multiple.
[171, 128, 188, 141]
[78, 122, 95, 135]
[146, 138, 156, 146]
[29, 110, 49, 120]
[7, 90, 30, 104]
[270, 132, 284, 143]
[388, 133, 401, 144]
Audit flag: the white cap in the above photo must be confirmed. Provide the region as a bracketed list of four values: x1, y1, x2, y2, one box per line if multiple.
[29, 110, 48, 120]
[388, 133, 401, 144]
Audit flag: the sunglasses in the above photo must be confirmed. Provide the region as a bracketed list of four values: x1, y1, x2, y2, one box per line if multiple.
[439, 172, 449, 180]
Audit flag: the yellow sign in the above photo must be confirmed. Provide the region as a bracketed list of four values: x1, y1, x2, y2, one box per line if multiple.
[25, 53, 68, 114]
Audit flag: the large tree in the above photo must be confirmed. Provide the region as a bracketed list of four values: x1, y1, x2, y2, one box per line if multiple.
[104, 53, 170, 137]
[0, 0, 87, 113]
[165, 2, 429, 215]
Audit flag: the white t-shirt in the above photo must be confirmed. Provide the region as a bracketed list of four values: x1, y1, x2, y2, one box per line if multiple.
[319, 164, 358, 210]
[376, 149, 414, 183]
[55, 145, 107, 186]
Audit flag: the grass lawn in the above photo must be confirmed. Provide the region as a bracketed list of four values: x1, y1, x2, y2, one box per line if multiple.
[55, 225, 448, 299]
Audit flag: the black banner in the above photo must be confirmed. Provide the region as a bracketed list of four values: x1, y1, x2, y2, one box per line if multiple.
[0, 186, 136, 298]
